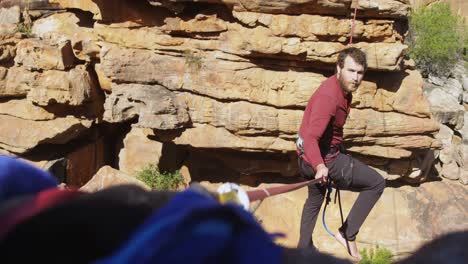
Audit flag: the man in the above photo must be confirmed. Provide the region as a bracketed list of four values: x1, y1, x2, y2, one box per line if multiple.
[296, 47, 386, 260]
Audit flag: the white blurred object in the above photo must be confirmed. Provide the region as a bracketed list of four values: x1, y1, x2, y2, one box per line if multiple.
[217, 183, 250, 211]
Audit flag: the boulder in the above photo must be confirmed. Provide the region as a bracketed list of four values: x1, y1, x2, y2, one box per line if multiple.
[0, 115, 92, 154]
[27, 65, 100, 106]
[80, 165, 150, 192]
[0, 23, 18, 40]
[435, 124, 454, 149]
[441, 162, 460, 180]
[0, 5, 20, 24]
[0, 99, 55, 120]
[14, 39, 76, 71]
[425, 88, 465, 130]
[460, 169, 468, 185]
[443, 78, 464, 103]
[103, 83, 190, 130]
[32, 12, 100, 61]
[462, 76, 468, 91]
[2, 66, 36, 97]
[118, 127, 164, 175]
[456, 112, 468, 144]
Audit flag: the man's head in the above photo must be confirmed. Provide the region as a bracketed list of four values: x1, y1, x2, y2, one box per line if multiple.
[336, 47, 367, 94]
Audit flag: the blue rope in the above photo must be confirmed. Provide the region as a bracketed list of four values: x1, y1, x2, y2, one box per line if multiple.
[322, 184, 335, 237]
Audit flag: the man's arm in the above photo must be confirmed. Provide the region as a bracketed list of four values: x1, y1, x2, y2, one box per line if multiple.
[301, 96, 335, 182]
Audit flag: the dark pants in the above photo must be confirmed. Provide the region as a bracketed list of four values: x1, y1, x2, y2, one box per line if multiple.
[297, 153, 385, 249]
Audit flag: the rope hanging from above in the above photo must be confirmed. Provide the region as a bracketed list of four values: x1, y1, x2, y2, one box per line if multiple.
[349, 0, 359, 45]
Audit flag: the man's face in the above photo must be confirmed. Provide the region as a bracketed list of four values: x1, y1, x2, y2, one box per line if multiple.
[336, 56, 365, 94]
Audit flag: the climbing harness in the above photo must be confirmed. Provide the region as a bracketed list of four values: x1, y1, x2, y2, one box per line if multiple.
[217, 139, 347, 237]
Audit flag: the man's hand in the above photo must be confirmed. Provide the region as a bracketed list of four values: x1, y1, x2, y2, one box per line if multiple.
[314, 163, 328, 184]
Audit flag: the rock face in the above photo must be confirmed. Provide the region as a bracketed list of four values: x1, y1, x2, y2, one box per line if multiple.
[0, 0, 466, 259]
[0, 114, 92, 153]
[425, 74, 468, 185]
[96, 22, 407, 71]
[148, 0, 410, 18]
[0, 0, 450, 181]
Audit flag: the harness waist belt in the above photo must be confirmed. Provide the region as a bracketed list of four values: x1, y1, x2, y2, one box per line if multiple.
[296, 136, 304, 153]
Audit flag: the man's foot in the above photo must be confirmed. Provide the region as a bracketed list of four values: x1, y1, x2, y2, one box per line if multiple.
[334, 231, 362, 261]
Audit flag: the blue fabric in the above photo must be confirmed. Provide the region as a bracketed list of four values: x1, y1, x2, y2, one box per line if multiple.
[0, 155, 57, 202]
[94, 190, 283, 264]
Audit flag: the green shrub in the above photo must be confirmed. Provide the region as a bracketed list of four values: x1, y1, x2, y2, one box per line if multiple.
[360, 245, 393, 264]
[183, 50, 204, 71]
[407, 3, 466, 77]
[136, 164, 184, 191]
[17, 23, 33, 38]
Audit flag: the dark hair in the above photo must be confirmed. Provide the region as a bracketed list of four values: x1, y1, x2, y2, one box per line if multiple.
[337, 47, 367, 71]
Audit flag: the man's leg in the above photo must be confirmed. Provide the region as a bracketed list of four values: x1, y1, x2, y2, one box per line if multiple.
[327, 154, 385, 259]
[297, 182, 326, 249]
[297, 156, 327, 249]
[340, 156, 385, 241]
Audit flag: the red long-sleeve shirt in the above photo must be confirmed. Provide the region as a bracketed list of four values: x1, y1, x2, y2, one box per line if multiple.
[298, 74, 352, 170]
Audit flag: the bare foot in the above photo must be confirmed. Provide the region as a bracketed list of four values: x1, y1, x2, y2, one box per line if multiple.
[334, 232, 362, 261]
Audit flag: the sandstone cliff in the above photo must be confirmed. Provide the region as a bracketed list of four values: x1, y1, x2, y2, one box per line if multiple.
[1, 0, 467, 260]
[0, 0, 444, 183]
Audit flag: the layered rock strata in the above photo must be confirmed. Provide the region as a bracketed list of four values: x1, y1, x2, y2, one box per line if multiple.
[0, 0, 446, 183]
